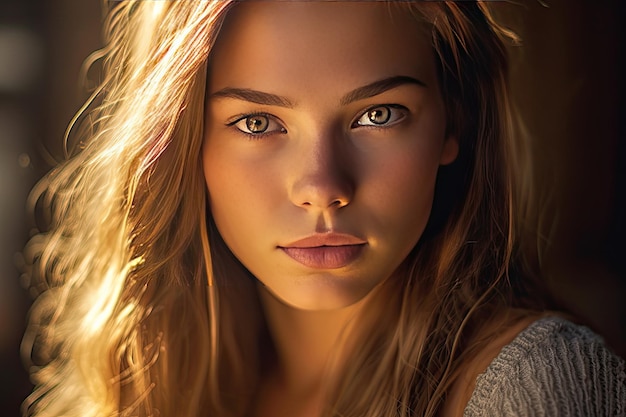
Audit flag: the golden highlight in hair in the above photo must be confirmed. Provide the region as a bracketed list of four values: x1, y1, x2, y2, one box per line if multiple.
[22, 2, 547, 417]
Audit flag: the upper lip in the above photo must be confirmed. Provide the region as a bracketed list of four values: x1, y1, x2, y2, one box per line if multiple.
[280, 233, 367, 248]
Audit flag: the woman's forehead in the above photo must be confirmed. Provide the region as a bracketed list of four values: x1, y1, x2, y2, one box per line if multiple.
[208, 2, 438, 100]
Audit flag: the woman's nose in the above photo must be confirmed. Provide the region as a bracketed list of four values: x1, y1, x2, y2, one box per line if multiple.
[288, 134, 355, 211]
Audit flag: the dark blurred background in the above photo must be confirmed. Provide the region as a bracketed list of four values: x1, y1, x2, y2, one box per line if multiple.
[0, 1, 624, 416]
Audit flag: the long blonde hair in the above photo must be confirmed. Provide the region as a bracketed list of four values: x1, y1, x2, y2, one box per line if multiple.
[22, 2, 546, 417]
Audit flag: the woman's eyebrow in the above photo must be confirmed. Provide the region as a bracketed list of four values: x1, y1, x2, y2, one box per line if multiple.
[208, 75, 426, 107]
[339, 75, 427, 106]
[209, 88, 294, 107]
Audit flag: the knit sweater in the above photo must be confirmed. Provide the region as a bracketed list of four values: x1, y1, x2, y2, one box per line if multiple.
[463, 316, 626, 416]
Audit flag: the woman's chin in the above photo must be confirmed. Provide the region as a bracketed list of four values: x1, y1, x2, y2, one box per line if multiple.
[256, 279, 375, 312]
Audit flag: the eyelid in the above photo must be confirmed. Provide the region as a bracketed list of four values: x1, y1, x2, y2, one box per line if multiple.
[352, 104, 408, 128]
[226, 112, 287, 138]
[225, 112, 278, 127]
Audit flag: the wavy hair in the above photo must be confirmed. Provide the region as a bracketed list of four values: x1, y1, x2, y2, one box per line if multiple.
[22, 2, 547, 417]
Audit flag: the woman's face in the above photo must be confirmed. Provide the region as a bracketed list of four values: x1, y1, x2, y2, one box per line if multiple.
[203, 2, 457, 310]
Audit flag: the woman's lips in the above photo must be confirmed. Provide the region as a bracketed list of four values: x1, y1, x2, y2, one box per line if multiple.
[280, 245, 365, 269]
[279, 233, 366, 269]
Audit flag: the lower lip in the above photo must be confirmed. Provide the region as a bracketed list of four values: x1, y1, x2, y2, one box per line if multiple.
[280, 244, 365, 269]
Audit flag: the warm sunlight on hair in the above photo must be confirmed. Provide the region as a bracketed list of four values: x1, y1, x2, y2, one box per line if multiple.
[20, 2, 625, 417]
[82, 257, 143, 337]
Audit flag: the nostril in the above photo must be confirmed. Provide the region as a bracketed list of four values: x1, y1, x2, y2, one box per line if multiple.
[297, 198, 349, 209]
[289, 170, 355, 210]
[330, 198, 348, 208]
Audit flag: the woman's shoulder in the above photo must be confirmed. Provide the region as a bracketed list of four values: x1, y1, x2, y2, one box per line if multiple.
[463, 315, 626, 417]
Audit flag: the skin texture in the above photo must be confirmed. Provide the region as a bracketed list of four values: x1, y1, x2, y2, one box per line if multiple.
[199, 3, 528, 417]
[203, 2, 458, 312]
[204, 4, 459, 414]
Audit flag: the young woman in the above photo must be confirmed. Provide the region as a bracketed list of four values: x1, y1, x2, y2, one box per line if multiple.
[22, 2, 625, 417]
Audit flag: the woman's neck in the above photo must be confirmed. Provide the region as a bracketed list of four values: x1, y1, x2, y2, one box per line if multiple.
[255, 285, 367, 416]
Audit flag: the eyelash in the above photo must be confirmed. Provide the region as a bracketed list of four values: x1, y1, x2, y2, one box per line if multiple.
[351, 104, 408, 129]
[226, 104, 408, 140]
[226, 112, 286, 140]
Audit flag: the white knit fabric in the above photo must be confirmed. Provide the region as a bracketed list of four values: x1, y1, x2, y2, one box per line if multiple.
[463, 316, 626, 416]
